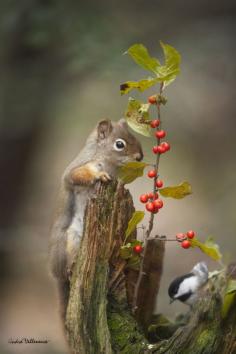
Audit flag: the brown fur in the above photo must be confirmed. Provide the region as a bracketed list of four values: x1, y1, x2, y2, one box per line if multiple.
[70, 162, 98, 185]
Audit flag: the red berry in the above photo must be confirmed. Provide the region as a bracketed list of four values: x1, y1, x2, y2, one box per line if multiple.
[139, 194, 148, 203]
[133, 245, 143, 254]
[187, 230, 195, 239]
[146, 202, 155, 212]
[148, 95, 157, 104]
[176, 233, 187, 242]
[161, 142, 170, 151]
[148, 170, 157, 178]
[154, 192, 159, 199]
[150, 119, 160, 128]
[155, 130, 166, 139]
[147, 192, 154, 199]
[152, 208, 159, 214]
[152, 146, 159, 154]
[156, 180, 163, 188]
[181, 240, 191, 249]
[147, 192, 159, 200]
[156, 145, 165, 154]
[153, 199, 163, 209]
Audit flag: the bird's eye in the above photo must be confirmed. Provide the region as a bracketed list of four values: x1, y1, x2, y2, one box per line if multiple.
[114, 138, 126, 151]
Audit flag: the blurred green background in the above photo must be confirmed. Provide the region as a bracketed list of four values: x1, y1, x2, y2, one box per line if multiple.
[0, 0, 236, 353]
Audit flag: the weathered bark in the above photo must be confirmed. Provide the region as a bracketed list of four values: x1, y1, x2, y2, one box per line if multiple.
[65, 181, 236, 354]
[133, 239, 165, 333]
[65, 181, 147, 354]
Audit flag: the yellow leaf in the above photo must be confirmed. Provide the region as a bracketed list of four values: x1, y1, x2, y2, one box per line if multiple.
[125, 97, 151, 137]
[118, 161, 147, 184]
[190, 237, 222, 261]
[159, 41, 181, 87]
[159, 181, 192, 199]
[126, 44, 161, 74]
[120, 77, 160, 95]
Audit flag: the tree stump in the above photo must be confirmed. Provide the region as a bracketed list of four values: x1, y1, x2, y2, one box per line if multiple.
[65, 181, 148, 354]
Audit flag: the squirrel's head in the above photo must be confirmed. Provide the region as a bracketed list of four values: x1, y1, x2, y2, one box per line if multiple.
[96, 118, 143, 165]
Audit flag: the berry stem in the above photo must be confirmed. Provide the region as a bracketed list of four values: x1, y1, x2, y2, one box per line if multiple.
[145, 82, 164, 239]
[147, 235, 184, 241]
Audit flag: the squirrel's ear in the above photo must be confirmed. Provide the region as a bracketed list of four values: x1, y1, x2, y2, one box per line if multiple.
[118, 118, 128, 129]
[97, 119, 113, 139]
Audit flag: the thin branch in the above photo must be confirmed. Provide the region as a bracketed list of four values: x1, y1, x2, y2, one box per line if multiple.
[146, 82, 164, 239]
[133, 82, 164, 313]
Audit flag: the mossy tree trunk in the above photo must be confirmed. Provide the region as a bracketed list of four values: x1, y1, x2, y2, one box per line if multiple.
[65, 181, 148, 354]
[65, 181, 236, 354]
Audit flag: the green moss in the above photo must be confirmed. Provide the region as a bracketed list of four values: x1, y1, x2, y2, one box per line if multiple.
[196, 329, 211, 347]
[107, 298, 147, 354]
[183, 327, 219, 354]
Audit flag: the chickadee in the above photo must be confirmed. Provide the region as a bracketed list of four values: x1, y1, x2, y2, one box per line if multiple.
[168, 262, 208, 306]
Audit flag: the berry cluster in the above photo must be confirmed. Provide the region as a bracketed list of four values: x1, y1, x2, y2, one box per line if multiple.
[139, 95, 170, 215]
[137, 96, 197, 253]
[176, 230, 195, 249]
[150, 119, 170, 155]
[140, 188, 164, 214]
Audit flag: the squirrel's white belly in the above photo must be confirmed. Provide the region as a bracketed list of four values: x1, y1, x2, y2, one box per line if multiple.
[66, 187, 93, 256]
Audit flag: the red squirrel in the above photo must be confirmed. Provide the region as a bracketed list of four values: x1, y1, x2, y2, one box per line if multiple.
[49, 118, 143, 320]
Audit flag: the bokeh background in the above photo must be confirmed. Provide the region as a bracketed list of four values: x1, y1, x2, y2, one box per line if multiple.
[0, 0, 236, 353]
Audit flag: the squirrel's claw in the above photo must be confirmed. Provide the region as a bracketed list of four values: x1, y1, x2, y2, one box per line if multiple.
[98, 171, 112, 183]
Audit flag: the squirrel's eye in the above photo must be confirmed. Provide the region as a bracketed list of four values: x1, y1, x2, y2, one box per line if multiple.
[114, 139, 126, 151]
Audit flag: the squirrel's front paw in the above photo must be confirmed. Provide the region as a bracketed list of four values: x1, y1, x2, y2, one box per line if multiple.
[97, 171, 111, 183]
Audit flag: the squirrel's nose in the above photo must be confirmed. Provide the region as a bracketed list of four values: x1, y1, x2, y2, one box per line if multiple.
[134, 152, 143, 161]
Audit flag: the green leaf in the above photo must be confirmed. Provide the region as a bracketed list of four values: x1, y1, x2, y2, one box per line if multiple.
[127, 254, 141, 270]
[139, 103, 151, 116]
[120, 42, 181, 95]
[118, 161, 147, 184]
[125, 211, 145, 238]
[120, 77, 160, 95]
[120, 243, 133, 259]
[159, 41, 181, 87]
[190, 237, 222, 261]
[222, 292, 236, 318]
[125, 97, 151, 137]
[225, 279, 236, 295]
[159, 181, 192, 199]
[222, 279, 236, 318]
[126, 44, 161, 74]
